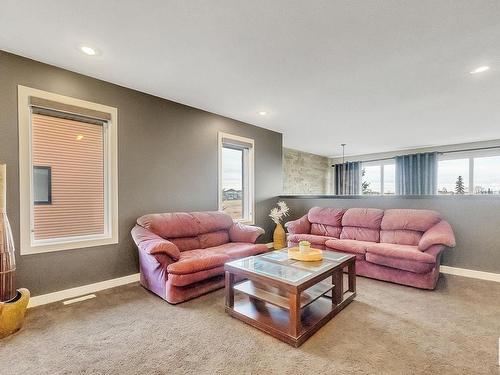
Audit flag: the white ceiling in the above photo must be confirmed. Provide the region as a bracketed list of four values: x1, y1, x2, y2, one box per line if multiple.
[1, 0, 499, 157]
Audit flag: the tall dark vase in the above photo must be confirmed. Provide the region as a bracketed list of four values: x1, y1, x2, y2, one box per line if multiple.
[0, 213, 16, 302]
[0, 164, 16, 302]
[0, 164, 29, 339]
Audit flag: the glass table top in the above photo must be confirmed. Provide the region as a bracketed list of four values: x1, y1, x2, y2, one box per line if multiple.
[226, 249, 352, 284]
[227, 257, 311, 282]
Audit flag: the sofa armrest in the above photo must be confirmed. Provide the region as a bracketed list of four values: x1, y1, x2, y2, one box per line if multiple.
[229, 222, 264, 243]
[131, 225, 181, 261]
[284, 214, 311, 234]
[418, 220, 456, 251]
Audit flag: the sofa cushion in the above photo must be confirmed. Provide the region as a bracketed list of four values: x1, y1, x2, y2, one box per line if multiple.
[171, 231, 232, 251]
[381, 209, 441, 232]
[167, 249, 230, 275]
[310, 223, 342, 238]
[195, 211, 234, 233]
[365, 243, 436, 263]
[340, 227, 380, 242]
[137, 211, 233, 238]
[287, 233, 337, 247]
[365, 253, 435, 274]
[380, 229, 422, 246]
[341, 208, 384, 229]
[212, 242, 269, 259]
[325, 239, 372, 260]
[340, 208, 384, 242]
[167, 242, 267, 275]
[170, 237, 201, 251]
[307, 207, 346, 226]
[168, 266, 225, 287]
[228, 222, 264, 243]
[199, 230, 229, 248]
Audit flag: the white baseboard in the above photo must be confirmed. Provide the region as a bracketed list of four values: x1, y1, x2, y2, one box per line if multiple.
[440, 266, 500, 283]
[28, 273, 140, 308]
[25, 264, 499, 308]
[30, 245, 271, 308]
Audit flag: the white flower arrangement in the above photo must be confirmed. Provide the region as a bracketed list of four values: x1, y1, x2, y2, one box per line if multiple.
[269, 201, 290, 225]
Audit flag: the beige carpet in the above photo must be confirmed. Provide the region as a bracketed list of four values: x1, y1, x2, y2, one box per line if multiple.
[1, 274, 499, 375]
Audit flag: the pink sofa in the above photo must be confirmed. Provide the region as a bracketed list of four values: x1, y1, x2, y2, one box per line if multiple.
[286, 207, 456, 289]
[131, 211, 268, 304]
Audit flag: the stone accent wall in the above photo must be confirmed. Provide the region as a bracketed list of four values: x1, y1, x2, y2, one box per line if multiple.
[283, 148, 332, 194]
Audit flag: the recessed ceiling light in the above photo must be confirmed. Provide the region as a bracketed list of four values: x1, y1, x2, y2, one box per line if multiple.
[76, 134, 84, 140]
[80, 46, 97, 56]
[470, 66, 490, 74]
[258, 111, 267, 116]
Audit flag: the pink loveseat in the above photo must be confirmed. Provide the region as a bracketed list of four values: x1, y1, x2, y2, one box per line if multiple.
[286, 207, 455, 289]
[131, 211, 267, 304]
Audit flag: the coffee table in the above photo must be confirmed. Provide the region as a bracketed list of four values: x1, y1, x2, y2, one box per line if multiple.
[224, 249, 356, 347]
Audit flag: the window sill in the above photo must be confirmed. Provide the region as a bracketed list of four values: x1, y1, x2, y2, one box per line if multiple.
[279, 194, 500, 199]
[21, 236, 118, 255]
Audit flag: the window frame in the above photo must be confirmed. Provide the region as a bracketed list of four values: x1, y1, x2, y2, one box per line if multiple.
[438, 149, 500, 195]
[33, 166, 52, 205]
[18, 85, 119, 255]
[218, 132, 255, 224]
[360, 159, 395, 195]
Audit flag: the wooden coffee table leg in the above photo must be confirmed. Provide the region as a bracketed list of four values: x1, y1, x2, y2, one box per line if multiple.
[225, 271, 234, 308]
[332, 270, 343, 305]
[289, 291, 301, 337]
[348, 260, 356, 293]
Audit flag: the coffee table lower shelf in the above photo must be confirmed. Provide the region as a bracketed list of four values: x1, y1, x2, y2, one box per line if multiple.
[224, 251, 357, 347]
[226, 288, 355, 347]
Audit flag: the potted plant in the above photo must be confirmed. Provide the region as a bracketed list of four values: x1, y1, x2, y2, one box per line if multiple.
[269, 201, 290, 250]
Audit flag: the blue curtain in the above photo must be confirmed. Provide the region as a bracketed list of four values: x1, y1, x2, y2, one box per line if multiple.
[335, 162, 360, 195]
[395, 152, 438, 195]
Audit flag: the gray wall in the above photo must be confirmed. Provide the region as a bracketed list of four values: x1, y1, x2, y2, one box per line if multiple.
[283, 148, 331, 195]
[0, 51, 282, 296]
[281, 195, 500, 273]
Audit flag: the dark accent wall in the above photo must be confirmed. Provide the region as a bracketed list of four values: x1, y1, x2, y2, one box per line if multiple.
[0, 51, 282, 296]
[280, 195, 500, 274]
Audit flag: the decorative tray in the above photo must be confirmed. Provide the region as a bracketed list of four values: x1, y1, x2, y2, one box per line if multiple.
[287, 247, 323, 261]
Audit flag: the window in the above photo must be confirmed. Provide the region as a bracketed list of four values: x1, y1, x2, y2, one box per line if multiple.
[18, 86, 118, 254]
[33, 166, 52, 204]
[437, 158, 469, 195]
[361, 164, 381, 195]
[438, 150, 500, 195]
[361, 160, 395, 195]
[383, 164, 396, 194]
[218, 132, 254, 223]
[473, 156, 500, 194]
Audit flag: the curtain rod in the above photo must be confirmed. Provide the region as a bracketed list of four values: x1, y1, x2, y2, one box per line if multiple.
[331, 145, 500, 167]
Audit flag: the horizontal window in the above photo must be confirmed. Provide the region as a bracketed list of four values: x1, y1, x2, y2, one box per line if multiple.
[473, 155, 500, 194]
[338, 148, 500, 197]
[438, 150, 500, 195]
[361, 160, 395, 195]
[362, 164, 381, 195]
[437, 158, 469, 195]
[383, 164, 395, 194]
